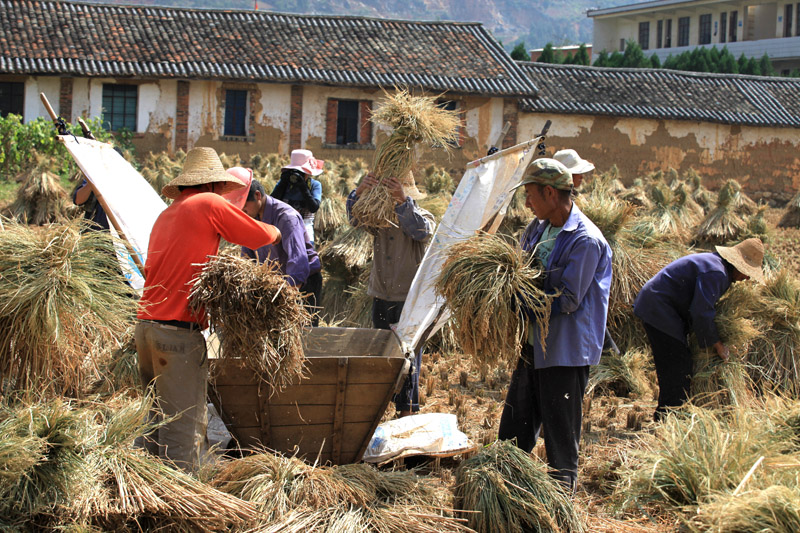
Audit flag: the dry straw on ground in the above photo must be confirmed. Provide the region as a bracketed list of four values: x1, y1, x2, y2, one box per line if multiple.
[436, 233, 553, 371]
[0, 396, 255, 530]
[189, 254, 312, 392]
[0, 219, 135, 397]
[454, 439, 585, 533]
[10, 157, 71, 225]
[351, 89, 459, 228]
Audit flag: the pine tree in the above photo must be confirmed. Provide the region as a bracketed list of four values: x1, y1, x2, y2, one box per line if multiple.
[758, 53, 775, 76]
[649, 54, 661, 68]
[620, 40, 650, 68]
[538, 43, 557, 64]
[511, 42, 531, 61]
[593, 50, 610, 67]
[573, 44, 590, 66]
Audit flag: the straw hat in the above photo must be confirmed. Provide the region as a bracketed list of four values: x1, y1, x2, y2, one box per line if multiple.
[161, 147, 247, 199]
[716, 238, 765, 283]
[399, 170, 426, 200]
[554, 149, 595, 175]
[282, 149, 324, 177]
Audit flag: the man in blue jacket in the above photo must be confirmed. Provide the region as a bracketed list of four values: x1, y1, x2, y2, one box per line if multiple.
[499, 158, 612, 492]
[634, 238, 764, 421]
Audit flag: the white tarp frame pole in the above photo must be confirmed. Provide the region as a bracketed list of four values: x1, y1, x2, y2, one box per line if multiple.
[393, 137, 542, 354]
[60, 136, 167, 292]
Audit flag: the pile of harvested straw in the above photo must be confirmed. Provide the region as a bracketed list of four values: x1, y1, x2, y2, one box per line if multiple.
[10, 159, 71, 225]
[692, 485, 800, 532]
[435, 233, 552, 370]
[0, 220, 135, 397]
[189, 254, 312, 392]
[695, 180, 748, 244]
[645, 181, 701, 240]
[318, 225, 373, 276]
[778, 189, 800, 228]
[351, 89, 459, 228]
[0, 396, 255, 530]
[454, 439, 585, 533]
[213, 453, 470, 532]
[314, 196, 347, 241]
[589, 349, 653, 399]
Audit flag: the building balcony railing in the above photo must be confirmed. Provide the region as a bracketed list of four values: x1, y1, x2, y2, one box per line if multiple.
[648, 35, 800, 61]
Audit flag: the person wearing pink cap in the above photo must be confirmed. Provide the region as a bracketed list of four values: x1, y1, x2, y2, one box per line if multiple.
[271, 149, 323, 245]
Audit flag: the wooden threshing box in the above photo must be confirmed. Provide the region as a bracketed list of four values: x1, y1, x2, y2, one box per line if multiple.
[209, 327, 409, 465]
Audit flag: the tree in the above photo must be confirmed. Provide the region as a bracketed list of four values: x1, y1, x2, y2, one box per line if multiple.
[510, 41, 530, 61]
[620, 40, 650, 68]
[649, 54, 661, 68]
[537, 43, 558, 64]
[593, 50, 610, 67]
[758, 53, 775, 76]
[572, 43, 590, 66]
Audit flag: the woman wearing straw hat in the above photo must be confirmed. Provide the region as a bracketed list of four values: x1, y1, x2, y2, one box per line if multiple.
[634, 238, 765, 421]
[271, 149, 324, 245]
[135, 147, 281, 473]
[347, 170, 435, 417]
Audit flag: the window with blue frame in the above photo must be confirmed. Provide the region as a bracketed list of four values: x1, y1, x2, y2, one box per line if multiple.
[224, 89, 248, 137]
[0, 82, 24, 118]
[102, 84, 137, 132]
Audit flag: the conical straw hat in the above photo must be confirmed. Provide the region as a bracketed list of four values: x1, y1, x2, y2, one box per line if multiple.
[716, 238, 765, 283]
[162, 147, 246, 199]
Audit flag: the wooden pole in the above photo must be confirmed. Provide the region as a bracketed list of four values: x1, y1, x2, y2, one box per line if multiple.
[466, 135, 543, 169]
[40, 92, 147, 279]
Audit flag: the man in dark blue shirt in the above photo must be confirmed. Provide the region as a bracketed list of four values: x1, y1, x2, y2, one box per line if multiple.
[633, 238, 764, 420]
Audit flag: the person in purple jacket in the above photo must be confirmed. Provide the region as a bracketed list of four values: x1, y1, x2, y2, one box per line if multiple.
[499, 158, 612, 492]
[237, 171, 323, 326]
[634, 238, 764, 421]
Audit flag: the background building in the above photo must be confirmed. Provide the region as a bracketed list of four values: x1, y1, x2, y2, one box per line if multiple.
[589, 0, 800, 74]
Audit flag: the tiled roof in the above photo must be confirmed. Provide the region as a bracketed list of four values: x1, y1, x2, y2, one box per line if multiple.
[0, 0, 537, 97]
[518, 62, 800, 128]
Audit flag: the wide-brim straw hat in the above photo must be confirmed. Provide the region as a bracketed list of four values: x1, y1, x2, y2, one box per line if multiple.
[716, 238, 765, 283]
[554, 148, 595, 175]
[282, 149, 324, 177]
[400, 170, 426, 200]
[162, 147, 247, 200]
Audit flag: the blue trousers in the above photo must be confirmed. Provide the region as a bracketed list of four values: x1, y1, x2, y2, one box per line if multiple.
[372, 298, 421, 412]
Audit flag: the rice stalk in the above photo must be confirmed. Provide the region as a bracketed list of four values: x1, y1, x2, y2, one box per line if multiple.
[454, 439, 585, 533]
[743, 204, 770, 242]
[695, 181, 747, 244]
[589, 349, 653, 399]
[778, 189, 800, 228]
[422, 164, 454, 195]
[352, 89, 459, 228]
[313, 196, 347, 239]
[10, 157, 71, 225]
[435, 233, 553, 372]
[691, 485, 800, 532]
[318, 225, 373, 276]
[189, 254, 312, 393]
[0, 219, 136, 397]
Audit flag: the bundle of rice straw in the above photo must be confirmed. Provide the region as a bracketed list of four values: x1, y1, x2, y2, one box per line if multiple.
[694, 180, 748, 244]
[691, 485, 800, 532]
[343, 269, 373, 328]
[614, 400, 800, 513]
[351, 89, 459, 228]
[189, 254, 312, 392]
[0, 220, 135, 397]
[422, 164, 455, 195]
[746, 269, 800, 396]
[213, 453, 470, 532]
[588, 348, 652, 398]
[778, 189, 800, 228]
[10, 158, 71, 225]
[313, 196, 347, 241]
[645, 181, 701, 240]
[318, 225, 373, 277]
[454, 439, 585, 533]
[91, 326, 141, 395]
[0, 396, 255, 530]
[435, 233, 553, 371]
[690, 281, 762, 407]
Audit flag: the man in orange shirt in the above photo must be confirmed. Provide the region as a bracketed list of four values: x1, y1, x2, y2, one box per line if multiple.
[135, 147, 281, 473]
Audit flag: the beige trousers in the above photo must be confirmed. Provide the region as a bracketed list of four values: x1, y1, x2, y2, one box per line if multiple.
[134, 321, 208, 473]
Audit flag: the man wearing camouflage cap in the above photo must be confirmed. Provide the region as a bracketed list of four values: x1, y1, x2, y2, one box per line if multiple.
[499, 158, 612, 491]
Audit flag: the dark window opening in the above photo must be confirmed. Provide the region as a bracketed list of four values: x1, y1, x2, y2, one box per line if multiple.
[729, 11, 738, 42]
[224, 89, 248, 136]
[784, 4, 794, 37]
[665, 19, 673, 47]
[639, 21, 650, 49]
[657, 20, 664, 48]
[0, 82, 24, 118]
[336, 100, 359, 145]
[699, 14, 712, 44]
[678, 16, 691, 46]
[102, 84, 137, 132]
[720, 12, 727, 43]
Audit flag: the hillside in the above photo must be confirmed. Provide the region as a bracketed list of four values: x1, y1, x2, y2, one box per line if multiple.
[75, 0, 639, 51]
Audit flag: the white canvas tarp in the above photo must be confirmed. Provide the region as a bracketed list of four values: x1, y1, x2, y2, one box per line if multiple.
[393, 138, 541, 354]
[60, 136, 167, 291]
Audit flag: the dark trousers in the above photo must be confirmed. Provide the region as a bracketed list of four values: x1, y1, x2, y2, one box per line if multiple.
[372, 298, 421, 413]
[643, 321, 693, 421]
[301, 271, 323, 327]
[498, 345, 589, 490]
